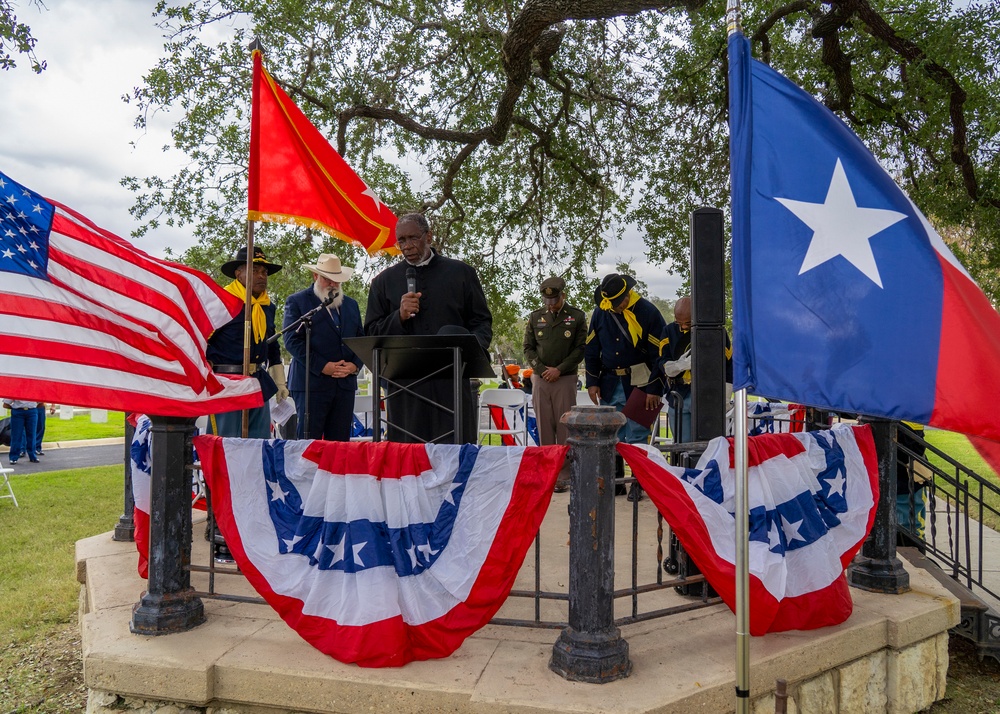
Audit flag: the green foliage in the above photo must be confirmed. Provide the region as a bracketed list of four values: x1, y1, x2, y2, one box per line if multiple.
[0, 0, 46, 73]
[125, 0, 1000, 348]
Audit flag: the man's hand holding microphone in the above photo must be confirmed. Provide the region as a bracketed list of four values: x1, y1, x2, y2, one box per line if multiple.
[399, 267, 421, 322]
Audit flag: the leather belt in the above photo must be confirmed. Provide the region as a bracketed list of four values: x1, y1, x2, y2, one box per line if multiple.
[213, 363, 264, 375]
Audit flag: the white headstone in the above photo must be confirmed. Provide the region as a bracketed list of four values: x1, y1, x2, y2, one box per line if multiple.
[90, 409, 108, 424]
[59, 404, 74, 420]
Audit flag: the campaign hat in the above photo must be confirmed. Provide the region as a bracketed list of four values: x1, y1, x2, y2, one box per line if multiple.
[221, 246, 282, 278]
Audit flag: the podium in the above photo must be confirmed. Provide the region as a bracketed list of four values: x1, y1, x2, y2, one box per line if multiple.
[344, 334, 495, 444]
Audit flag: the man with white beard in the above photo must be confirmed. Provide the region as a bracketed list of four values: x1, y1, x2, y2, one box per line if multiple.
[282, 253, 365, 440]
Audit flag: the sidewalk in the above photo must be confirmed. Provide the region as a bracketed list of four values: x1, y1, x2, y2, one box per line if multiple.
[0, 437, 124, 454]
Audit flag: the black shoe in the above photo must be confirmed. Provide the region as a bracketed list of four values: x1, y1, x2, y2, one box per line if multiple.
[213, 543, 236, 565]
[615, 483, 628, 496]
[35, 451, 44, 456]
[627, 483, 643, 502]
[29, 458, 39, 463]
[8, 460, 16, 465]
[18, 451, 25, 458]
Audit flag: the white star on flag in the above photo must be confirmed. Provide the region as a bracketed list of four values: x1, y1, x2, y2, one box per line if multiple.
[361, 185, 383, 210]
[780, 515, 805, 544]
[767, 519, 782, 550]
[267, 479, 289, 503]
[444, 481, 462, 505]
[352, 541, 367, 566]
[775, 158, 907, 288]
[327, 534, 346, 564]
[417, 542, 439, 562]
[824, 471, 846, 498]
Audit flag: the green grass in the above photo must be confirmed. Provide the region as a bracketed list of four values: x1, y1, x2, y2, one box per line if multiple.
[923, 429, 1000, 533]
[1, 409, 126, 444]
[0, 466, 122, 642]
[0, 464, 122, 713]
[925, 429, 998, 479]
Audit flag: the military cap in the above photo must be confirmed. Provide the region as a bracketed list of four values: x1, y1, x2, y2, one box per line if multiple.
[540, 276, 565, 298]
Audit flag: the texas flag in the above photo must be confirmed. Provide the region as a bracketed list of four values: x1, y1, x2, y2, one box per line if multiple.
[193, 436, 566, 667]
[620, 423, 879, 634]
[729, 32, 1000, 443]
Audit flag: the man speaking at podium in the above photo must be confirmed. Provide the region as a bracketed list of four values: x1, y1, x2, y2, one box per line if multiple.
[365, 213, 493, 443]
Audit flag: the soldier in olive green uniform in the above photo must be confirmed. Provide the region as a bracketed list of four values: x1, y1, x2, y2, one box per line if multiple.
[523, 276, 587, 491]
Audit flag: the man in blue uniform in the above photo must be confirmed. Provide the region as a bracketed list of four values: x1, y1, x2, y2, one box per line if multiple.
[659, 296, 733, 443]
[584, 273, 667, 500]
[206, 246, 287, 440]
[283, 253, 364, 441]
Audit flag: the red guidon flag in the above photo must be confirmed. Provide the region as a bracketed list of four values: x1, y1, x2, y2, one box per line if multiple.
[248, 49, 397, 254]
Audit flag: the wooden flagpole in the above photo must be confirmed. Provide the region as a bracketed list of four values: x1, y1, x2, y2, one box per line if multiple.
[241, 38, 263, 439]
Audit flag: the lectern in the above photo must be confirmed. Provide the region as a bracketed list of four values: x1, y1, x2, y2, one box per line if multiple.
[344, 334, 495, 444]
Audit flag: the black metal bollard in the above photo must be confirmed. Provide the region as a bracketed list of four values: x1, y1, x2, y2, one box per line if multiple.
[130, 415, 205, 634]
[113, 415, 136, 542]
[550, 405, 631, 683]
[847, 418, 910, 593]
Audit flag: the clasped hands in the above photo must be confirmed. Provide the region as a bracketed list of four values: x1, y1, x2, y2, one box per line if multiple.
[323, 360, 358, 378]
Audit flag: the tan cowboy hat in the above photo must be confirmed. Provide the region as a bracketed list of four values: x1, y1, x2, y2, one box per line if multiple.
[302, 253, 355, 282]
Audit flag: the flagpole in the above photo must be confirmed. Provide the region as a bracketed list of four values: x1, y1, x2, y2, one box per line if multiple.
[734, 388, 750, 713]
[241, 38, 264, 439]
[726, 4, 750, 713]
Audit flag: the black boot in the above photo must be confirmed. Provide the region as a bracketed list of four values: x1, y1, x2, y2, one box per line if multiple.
[627, 482, 643, 502]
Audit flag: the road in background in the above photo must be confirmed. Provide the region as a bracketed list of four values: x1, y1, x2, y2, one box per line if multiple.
[2, 440, 125, 474]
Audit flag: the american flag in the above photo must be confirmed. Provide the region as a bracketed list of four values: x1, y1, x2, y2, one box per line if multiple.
[0, 170, 262, 416]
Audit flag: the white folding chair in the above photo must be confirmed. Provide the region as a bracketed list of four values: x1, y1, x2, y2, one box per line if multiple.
[478, 388, 529, 445]
[1, 465, 18, 507]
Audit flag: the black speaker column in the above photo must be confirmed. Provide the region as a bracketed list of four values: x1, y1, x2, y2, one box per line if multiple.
[689, 207, 726, 442]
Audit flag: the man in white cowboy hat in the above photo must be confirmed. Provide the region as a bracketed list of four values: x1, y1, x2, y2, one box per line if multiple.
[283, 252, 365, 441]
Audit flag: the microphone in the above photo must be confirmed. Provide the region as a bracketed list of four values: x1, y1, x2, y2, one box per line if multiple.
[322, 290, 335, 307]
[406, 267, 417, 295]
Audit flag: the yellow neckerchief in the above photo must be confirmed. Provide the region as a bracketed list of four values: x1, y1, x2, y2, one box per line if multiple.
[223, 280, 270, 343]
[601, 289, 642, 346]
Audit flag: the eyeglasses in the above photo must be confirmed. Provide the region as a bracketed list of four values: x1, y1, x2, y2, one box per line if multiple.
[396, 231, 427, 246]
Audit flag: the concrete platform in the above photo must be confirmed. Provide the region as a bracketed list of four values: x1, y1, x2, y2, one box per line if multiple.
[76, 495, 960, 714]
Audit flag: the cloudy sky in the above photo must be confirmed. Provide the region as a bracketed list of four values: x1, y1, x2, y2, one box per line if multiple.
[1, 0, 684, 299]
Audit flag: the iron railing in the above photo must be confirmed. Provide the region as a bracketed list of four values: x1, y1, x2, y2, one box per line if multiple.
[897, 430, 1000, 602]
